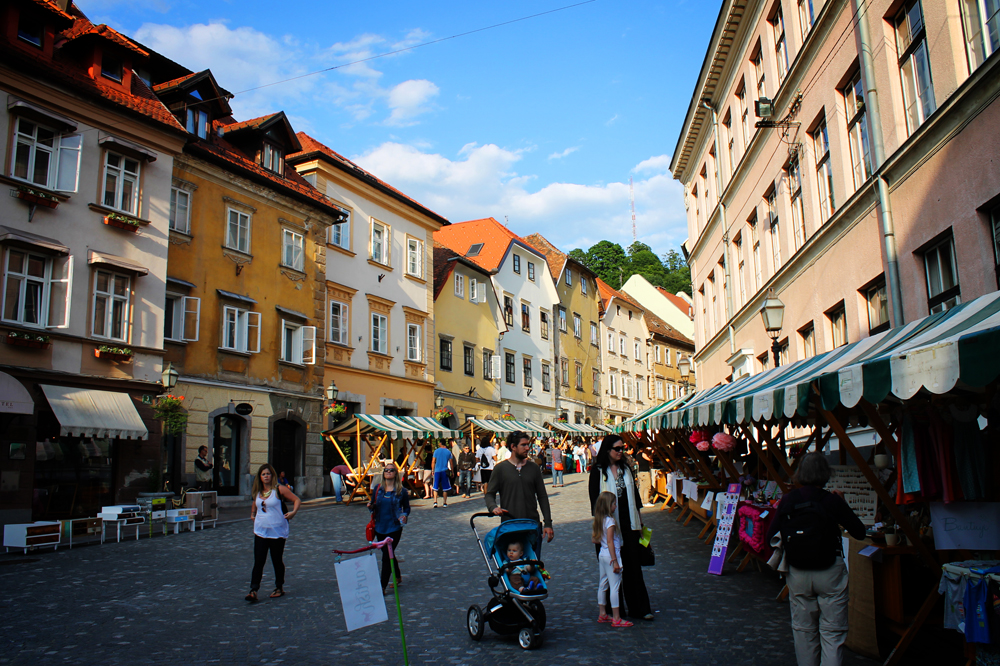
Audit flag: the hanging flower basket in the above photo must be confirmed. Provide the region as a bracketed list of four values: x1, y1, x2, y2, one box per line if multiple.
[432, 407, 453, 423]
[603, 417, 615, 426]
[325, 402, 347, 420]
[555, 416, 568, 423]
[5, 330, 51, 349]
[499, 413, 516, 421]
[154, 394, 188, 436]
[95, 345, 133, 361]
[104, 212, 141, 232]
[16, 186, 59, 209]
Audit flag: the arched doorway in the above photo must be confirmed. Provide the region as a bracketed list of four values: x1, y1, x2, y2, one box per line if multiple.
[271, 417, 304, 483]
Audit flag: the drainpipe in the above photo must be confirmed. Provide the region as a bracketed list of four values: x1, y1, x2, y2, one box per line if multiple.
[700, 99, 736, 355]
[855, 1, 904, 327]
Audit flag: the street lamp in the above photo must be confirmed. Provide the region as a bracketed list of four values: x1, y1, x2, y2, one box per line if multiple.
[677, 356, 691, 394]
[760, 289, 786, 367]
[501, 399, 511, 414]
[434, 394, 445, 409]
[161, 362, 179, 391]
[325, 379, 339, 402]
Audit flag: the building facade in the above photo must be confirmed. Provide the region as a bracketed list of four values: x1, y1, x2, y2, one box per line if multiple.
[644, 311, 696, 404]
[673, 0, 1000, 389]
[597, 279, 650, 425]
[621, 274, 696, 341]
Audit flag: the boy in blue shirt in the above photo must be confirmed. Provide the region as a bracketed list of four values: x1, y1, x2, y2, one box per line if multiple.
[432, 441, 455, 508]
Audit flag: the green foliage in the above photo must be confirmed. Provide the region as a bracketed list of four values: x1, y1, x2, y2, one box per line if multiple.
[154, 394, 188, 436]
[569, 241, 692, 295]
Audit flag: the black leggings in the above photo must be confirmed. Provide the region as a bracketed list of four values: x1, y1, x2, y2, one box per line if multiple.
[251, 536, 286, 592]
[375, 529, 403, 591]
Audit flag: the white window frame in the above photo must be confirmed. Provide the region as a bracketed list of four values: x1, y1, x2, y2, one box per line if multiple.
[221, 306, 261, 353]
[654, 345, 661, 363]
[812, 119, 834, 221]
[773, 5, 789, 84]
[609, 372, 617, 396]
[329, 300, 349, 344]
[169, 188, 191, 234]
[565, 268, 573, 285]
[454, 273, 465, 298]
[371, 220, 390, 266]
[186, 108, 208, 139]
[406, 237, 423, 278]
[560, 357, 569, 386]
[2, 249, 73, 329]
[262, 142, 284, 175]
[798, 0, 814, 41]
[91, 269, 130, 341]
[634, 338, 641, 361]
[10, 117, 81, 192]
[226, 208, 251, 254]
[829, 306, 847, 348]
[656, 379, 664, 400]
[328, 206, 351, 250]
[750, 218, 762, 291]
[867, 282, 890, 332]
[591, 322, 599, 346]
[896, 0, 936, 135]
[164, 293, 200, 342]
[407, 323, 421, 362]
[924, 236, 961, 313]
[961, 0, 1000, 72]
[788, 157, 806, 250]
[101, 151, 140, 215]
[619, 334, 627, 356]
[282, 229, 304, 271]
[281, 319, 316, 365]
[845, 71, 872, 191]
[573, 313, 581, 338]
[607, 329, 614, 351]
[371, 312, 388, 354]
[469, 278, 478, 303]
[558, 308, 567, 333]
[581, 275, 588, 294]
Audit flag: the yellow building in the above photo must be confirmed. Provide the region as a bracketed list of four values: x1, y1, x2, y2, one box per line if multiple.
[431, 243, 507, 423]
[644, 311, 696, 404]
[155, 72, 342, 499]
[524, 234, 604, 425]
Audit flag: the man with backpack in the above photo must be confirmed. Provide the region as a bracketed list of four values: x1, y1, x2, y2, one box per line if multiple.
[477, 437, 496, 495]
[767, 453, 866, 666]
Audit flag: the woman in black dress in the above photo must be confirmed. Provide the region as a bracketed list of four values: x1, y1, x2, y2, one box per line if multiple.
[588, 435, 653, 620]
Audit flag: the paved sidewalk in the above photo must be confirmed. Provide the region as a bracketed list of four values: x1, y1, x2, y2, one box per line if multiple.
[0, 474, 879, 665]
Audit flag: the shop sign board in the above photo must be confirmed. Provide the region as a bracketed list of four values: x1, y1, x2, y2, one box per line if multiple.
[234, 402, 254, 416]
[708, 490, 741, 575]
[930, 502, 1000, 550]
[335, 551, 388, 631]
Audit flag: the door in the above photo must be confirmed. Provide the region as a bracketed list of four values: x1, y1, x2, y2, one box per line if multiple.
[272, 419, 299, 483]
[213, 415, 242, 496]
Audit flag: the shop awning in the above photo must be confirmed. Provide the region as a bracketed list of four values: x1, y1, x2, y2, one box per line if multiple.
[325, 414, 463, 440]
[464, 418, 550, 436]
[546, 421, 602, 434]
[592, 424, 614, 433]
[40, 385, 147, 439]
[0, 371, 33, 414]
[618, 392, 695, 432]
[659, 290, 1000, 429]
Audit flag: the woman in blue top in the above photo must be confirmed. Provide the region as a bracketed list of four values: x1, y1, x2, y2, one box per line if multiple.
[367, 461, 411, 594]
[246, 464, 300, 602]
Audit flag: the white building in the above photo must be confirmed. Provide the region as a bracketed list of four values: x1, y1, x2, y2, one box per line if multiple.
[597, 279, 651, 425]
[621, 274, 695, 340]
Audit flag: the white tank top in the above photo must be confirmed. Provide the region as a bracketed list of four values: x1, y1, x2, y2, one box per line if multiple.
[254, 489, 289, 539]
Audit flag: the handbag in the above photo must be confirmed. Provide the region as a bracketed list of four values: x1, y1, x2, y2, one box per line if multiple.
[638, 541, 655, 567]
[553, 462, 564, 471]
[767, 532, 789, 572]
[365, 485, 380, 541]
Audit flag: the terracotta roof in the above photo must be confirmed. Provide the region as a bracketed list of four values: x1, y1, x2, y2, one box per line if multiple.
[596, 278, 644, 312]
[224, 112, 281, 133]
[62, 16, 148, 56]
[644, 310, 694, 348]
[288, 132, 447, 225]
[152, 71, 200, 92]
[435, 217, 545, 273]
[522, 233, 565, 282]
[29, 0, 74, 23]
[656, 286, 694, 317]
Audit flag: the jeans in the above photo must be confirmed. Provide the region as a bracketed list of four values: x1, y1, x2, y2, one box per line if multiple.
[458, 470, 474, 495]
[250, 535, 286, 591]
[330, 472, 342, 501]
[786, 558, 849, 666]
[553, 468, 564, 485]
[375, 529, 403, 591]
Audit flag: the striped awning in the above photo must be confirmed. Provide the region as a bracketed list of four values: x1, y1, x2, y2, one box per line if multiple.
[618, 393, 694, 433]
[593, 424, 614, 433]
[464, 418, 550, 436]
[659, 290, 1000, 429]
[546, 421, 602, 434]
[325, 414, 462, 440]
[40, 385, 147, 439]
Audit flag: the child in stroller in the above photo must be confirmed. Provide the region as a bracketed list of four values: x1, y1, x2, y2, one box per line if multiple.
[506, 541, 544, 594]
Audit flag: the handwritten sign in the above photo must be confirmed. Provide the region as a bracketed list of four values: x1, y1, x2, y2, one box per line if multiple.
[708, 492, 741, 575]
[930, 502, 1000, 550]
[334, 552, 388, 631]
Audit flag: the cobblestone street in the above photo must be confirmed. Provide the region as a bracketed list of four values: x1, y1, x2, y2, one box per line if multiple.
[0, 476, 879, 666]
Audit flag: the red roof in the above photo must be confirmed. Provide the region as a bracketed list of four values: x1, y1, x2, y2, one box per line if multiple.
[655, 286, 693, 316]
[29, 0, 74, 22]
[644, 310, 694, 348]
[435, 218, 542, 273]
[288, 132, 447, 225]
[522, 233, 564, 281]
[596, 278, 644, 312]
[152, 71, 200, 92]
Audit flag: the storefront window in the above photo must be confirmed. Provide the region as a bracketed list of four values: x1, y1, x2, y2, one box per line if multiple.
[213, 415, 242, 496]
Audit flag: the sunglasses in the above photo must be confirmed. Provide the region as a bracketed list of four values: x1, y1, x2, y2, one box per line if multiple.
[611, 446, 626, 452]
[384, 469, 397, 474]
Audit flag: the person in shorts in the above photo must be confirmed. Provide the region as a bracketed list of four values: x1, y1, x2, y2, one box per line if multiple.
[432, 441, 454, 508]
[478, 437, 496, 494]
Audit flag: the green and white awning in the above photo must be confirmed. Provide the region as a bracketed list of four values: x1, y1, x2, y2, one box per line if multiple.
[326, 414, 463, 439]
[547, 421, 602, 434]
[464, 418, 550, 436]
[618, 393, 695, 433]
[659, 290, 1000, 429]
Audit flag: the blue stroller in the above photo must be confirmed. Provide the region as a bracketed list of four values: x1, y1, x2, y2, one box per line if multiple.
[467, 513, 548, 650]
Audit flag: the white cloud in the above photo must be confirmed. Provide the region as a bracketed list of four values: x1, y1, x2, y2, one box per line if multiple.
[386, 79, 439, 126]
[547, 146, 579, 160]
[606, 114, 620, 126]
[351, 142, 687, 255]
[633, 154, 672, 173]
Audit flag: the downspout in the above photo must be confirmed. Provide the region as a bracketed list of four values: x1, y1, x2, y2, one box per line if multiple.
[700, 99, 736, 355]
[856, 1, 905, 327]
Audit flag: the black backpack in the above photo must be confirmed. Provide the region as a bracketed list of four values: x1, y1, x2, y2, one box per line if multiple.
[781, 499, 838, 570]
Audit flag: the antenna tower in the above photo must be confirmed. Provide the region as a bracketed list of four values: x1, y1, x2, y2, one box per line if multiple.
[629, 176, 637, 244]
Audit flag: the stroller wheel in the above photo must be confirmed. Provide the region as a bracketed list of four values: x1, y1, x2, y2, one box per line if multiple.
[517, 627, 535, 650]
[526, 600, 546, 631]
[467, 605, 485, 641]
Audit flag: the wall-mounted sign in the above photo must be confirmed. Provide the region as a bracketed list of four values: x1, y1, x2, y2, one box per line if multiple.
[930, 502, 1000, 550]
[234, 403, 254, 416]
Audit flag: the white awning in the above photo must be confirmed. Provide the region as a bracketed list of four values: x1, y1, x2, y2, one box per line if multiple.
[0, 371, 33, 414]
[40, 385, 147, 439]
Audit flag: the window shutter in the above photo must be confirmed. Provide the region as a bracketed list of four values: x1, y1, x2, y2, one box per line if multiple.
[247, 311, 261, 353]
[302, 326, 316, 365]
[55, 133, 82, 192]
[182, 296, 201, 341]
[491, 354, 502, 379]
[469, 279, 477, 302]
[46, 254, 73, 329]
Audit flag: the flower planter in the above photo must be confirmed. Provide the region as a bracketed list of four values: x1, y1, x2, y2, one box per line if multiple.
[17, 191, 59, 209]
[104, 216, 140, 233]
[94, 349, 133, 362]
[5, 336, 51, 349]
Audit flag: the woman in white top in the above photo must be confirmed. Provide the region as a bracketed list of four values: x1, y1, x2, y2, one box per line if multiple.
[246, 464, 300, 602]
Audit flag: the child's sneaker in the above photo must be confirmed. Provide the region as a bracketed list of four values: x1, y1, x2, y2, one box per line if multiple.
[612, 618, 633, 628]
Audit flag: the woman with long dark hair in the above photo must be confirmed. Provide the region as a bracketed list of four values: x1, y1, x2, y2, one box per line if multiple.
[246, 463, 300, 602]
[588, 434, 653, 620]
[367, 461, 411, 594]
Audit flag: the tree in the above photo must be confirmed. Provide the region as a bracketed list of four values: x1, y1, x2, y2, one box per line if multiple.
[569, 240, 691, 295]
[585, 241, 629, 289]
[661, 249, 692, 296]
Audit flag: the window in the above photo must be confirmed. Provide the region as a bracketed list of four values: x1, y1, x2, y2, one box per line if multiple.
[371, 313, 388, 354]
[262, 143, 283, 175]
[581, 276, 588, 294]
[573, 313, 581, 338]
[561, 357, 569, 386]
[221, 306, 260, 353]
[812, 119, 834, 221]
[281, 320, 316, 365]
[505, 352, 515, 383]
[407, 324, 422, 362]
[575, 362, 583, 390]
[101, 54, 123, 83]
[329, 207, 351, 250]
[619, 334, 627, 356]
[607, 329, 614, 351]
[896, 0, 935, 134]
[666, 348, 672, 365]
[845, 71, 872, 191]
[767, 189, 782, 270]
[636, 377, 643, 402]
[522, 357, 532, 387]
[623, 374, 632, 400]
[829, 305, 847, 347]
[2, 250, 71, 328]
[772, 5, 789, 84]
[723, 111, 734, 177]
[992, 209, 1000, 283]
[169, 188, 191, 233]
[590, 322, 599, 346]
[469, 279, 478, 303]
[656, 379, 664, 400]
[753, 49, 766, 100]
[798, 0, 814, 41]
[565, 268, 573, 285]
[513, 254, 521, 274]
[454, 274, 465, 298]
[924, 236, 961, 313]
[759, 351, 771, 372]
[558, 308, 567, 332]
[186, 109, 208, 139]
[787, 157, 806, 250]
[503, 295, 514, 327]
[282, 229, 304, 271]
[483, 349, 493, 379]
[329, 301, 349, 344]
[779, 340, 790, 366]
[406, 238, 423, 278]
[440, 338, 453, 371]
[371, 220, 389, 265]
[227, 209, 251, 254]
[17, 14, 43, 46]
[463, 344, 475, 376]
[800, 324, 816, 358]
[654, 345, 661, 363]
[866, 281, 890, 332]
[593, 369, 600, 394]
[737, 87, 750, 150]
[10, 118, 81, 192]
[735, 236, 746, 306]
[609, 372, 617, 396]
[542, 363, 551, 392]
[163, 294, 200, 342]
[102, 152, 139, 214]
[92, 270, 130, 341]
[750, 217, 762, 291]
[634, 338, 641, 361]
[528, 262, 535, 281]
[521, 302, 531, 332]
[540, 310, 549, 340]
[962, 0, 1000, 72]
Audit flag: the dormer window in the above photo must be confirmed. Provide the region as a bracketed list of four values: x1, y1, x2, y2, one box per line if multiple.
[186, 108, 209, 139]
[17, 16, 43, 47]
[263, 143, 283, 175]
[101, 54, 123, 83]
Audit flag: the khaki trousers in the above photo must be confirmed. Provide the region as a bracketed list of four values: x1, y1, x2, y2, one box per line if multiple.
[786, 557, 849, 666]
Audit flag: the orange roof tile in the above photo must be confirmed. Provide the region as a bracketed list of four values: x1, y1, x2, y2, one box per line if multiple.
[644, 310, 694, 348]
[655, 286, 694, 316]
[435, 217, 544, 273]
[30, 0, 74, 23]
[152, 71, 200, 92]
[522, 233, 564, 282]
[288, 132, 447, 225]
[596, 278, 644, 312]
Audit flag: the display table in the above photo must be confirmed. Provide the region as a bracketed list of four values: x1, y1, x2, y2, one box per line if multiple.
[4, 521, 60, 553]
[166, 508, 197, 534]
[59, 517, 103, 548]
[99, 505, 144, 543]
[184, 491, 218, 529]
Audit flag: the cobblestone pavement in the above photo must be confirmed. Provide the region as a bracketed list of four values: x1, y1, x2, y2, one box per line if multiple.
[0, 475, 880, 666]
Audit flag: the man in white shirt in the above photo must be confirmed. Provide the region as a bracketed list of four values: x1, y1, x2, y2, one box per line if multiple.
[496, 442, 510, 462]
[478, 438, 497, 494]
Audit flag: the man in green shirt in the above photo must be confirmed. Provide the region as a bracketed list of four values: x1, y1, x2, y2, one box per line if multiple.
[485, 431, 554, 544]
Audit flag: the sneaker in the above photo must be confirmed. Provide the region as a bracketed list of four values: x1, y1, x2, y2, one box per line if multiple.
[612, 618, 633, 628]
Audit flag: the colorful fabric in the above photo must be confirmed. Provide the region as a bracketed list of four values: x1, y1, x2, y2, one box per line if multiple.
[965, 577, 992, 643]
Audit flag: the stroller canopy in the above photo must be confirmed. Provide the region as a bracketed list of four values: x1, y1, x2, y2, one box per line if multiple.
[484, 519, 541, 559]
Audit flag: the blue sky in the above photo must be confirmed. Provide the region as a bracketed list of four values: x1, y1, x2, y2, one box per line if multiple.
[89, 0, 720, 258]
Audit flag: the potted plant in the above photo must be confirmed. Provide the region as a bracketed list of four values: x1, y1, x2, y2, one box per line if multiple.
[16, 185, 59, 209]
[555, 415, 568, 423]
[154, 394, 187, 436]
[104, 211, 141, 232]
[5, 330, 51, 349]
[432, 407, 452, 423]
[499, 413, 516, 421]
[95, 344, 133, 361]
[325, 402, 347, 421]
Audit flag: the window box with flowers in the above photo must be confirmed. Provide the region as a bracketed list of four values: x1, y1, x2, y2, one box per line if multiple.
[154, 394, 188, 436]
[94, 345, 133, 361]
[555, 416, 568, 424]
[499, 413, 516, 421]
[603, 417, 615, 426]
[5, 330, 51, 349]
[16, 185, 60, 209]
[104, 211, 142, 233]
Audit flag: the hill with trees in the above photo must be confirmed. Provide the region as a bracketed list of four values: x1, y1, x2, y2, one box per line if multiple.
[568, 241, 691, 295]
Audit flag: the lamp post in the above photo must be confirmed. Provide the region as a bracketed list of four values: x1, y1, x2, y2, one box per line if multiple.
[760, 289, 786, 367]
[434, 394, 445, 409]
[501, 399, 511, 414]
[325, 379, 339, 402]
[161, 362, 179, 391]
[677, 356, 691, 395]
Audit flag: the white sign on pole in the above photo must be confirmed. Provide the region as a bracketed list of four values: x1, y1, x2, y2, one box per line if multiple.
[334, 551, 388, 631]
